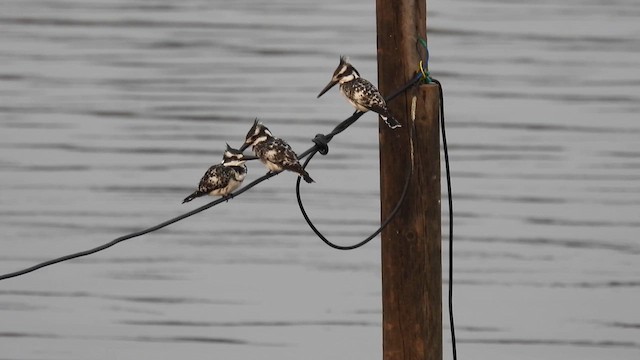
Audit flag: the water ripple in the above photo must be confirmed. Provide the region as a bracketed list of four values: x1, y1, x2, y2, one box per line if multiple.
[120, 319, 378, 328]
[461, 337, 640, 349]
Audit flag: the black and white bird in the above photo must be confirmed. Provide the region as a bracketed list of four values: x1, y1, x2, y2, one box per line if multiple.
[239, 119, 314, 183]
[182, 144, 252, 203]
[317, 56, 401, 129]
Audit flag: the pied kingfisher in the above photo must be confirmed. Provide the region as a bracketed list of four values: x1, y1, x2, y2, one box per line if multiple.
[239, 119, 314, 183]
[317, 56, 401, 129]
[182, 144, 252, 203]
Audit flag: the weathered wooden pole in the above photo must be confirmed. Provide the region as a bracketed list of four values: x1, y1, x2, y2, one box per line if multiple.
[376, 0, 442, 359]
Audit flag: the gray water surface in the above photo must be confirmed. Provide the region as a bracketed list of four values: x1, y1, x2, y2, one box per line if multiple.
[1, 0, 639, 359]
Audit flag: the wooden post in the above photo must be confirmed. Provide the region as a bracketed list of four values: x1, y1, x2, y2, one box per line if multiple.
[376, 0, 442, 359]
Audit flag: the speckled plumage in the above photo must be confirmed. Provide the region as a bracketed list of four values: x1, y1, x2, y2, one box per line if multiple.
[318, 56, 401, 129]
[240, 119, 314, 183]
[182, 145, 248, 203]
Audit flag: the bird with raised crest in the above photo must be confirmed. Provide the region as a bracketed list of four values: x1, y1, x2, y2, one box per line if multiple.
[239, 119, 314, 183]
[182, 144, 253, 203]
[317, 55, 401, 129]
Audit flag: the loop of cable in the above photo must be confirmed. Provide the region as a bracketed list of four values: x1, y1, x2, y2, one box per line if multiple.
[293, 70, 424, 249]
[295, 119, 416, 250]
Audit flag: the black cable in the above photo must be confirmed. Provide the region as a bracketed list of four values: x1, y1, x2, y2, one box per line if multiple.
[0, 171, 278, 281]
[416, 35, 458, 360]
[390, 72, 425, 100]
[432, 78, 457, 360]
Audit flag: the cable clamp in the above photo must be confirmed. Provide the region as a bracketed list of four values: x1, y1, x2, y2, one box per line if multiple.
[312, 134, 330, 155]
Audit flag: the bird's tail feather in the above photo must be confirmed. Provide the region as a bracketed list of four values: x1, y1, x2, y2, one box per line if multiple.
[301, 170, 314, 184]
[380, 114, 402, 129]
[182, 191, 203, 204]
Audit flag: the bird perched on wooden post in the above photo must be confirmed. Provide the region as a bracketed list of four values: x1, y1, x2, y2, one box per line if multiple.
[239, 119, 314, 183]
[317, 55, 401, 129]
[182, 144, 254, 203]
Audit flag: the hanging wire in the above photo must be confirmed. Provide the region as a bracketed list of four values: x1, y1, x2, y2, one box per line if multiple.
[295, 113, 416, 250]
[419, 35, 458, 360]
[417, 35, 458, 360]
[433, 77, 457, 360]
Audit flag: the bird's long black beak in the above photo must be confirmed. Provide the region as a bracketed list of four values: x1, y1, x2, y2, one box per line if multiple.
[239, 143, 250, 152]
[242, 154, 259, 161]
[317, 80, 337, 98]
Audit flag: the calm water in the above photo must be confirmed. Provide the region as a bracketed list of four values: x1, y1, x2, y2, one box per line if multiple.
[1, 0, 639, 359]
